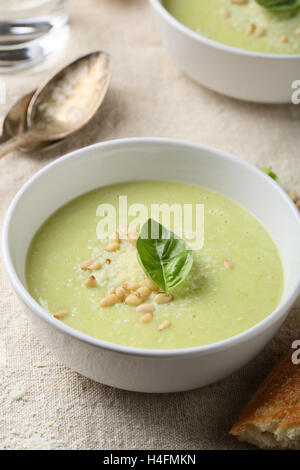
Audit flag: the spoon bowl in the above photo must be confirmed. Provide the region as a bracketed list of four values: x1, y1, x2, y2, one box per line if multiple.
[1, 92, 33, 144]
[30, 51, 112, 140]
[0, 91, 54, 151]
[0, 51, 112, 157]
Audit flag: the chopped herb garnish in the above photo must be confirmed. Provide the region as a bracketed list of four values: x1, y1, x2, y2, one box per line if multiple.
[259, 166, 279, 182]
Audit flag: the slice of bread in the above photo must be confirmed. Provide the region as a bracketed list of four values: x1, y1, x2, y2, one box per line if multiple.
[230, 345, 300, 450]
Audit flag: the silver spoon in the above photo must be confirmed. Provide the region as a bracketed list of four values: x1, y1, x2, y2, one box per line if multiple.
[0, 51, 112, 158]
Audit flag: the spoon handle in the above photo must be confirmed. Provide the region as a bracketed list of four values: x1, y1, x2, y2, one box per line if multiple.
[0, 132, 38, 158]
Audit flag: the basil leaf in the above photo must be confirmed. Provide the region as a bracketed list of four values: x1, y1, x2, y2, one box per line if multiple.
[259, 166, 279, 182]
[255, 0, 300, 12]
[136, 218, 194, 295]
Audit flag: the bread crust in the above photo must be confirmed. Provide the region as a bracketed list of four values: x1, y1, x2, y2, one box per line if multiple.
[230, 344, 300, 449]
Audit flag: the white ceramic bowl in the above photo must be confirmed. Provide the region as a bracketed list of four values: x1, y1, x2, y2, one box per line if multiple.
[149, 0, 300, 103]
[3, 138, 300, 392]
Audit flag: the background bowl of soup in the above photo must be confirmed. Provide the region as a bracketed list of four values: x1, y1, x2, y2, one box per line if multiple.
[149, 0, 300, 103]
[3, 138, 300, 392]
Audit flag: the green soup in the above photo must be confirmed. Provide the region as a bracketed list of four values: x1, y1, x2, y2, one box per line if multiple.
[26, 181, 283, 350]
[163, 0, 300, 55]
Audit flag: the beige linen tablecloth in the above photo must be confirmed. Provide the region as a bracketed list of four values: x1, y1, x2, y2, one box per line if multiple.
[0, 0, 299, 450]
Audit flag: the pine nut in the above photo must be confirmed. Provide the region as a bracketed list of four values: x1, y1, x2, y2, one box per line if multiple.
[125, 294, 142, 306]
[135, 286, 151, 300]
[255, 26, 266, 38]
[154, 293, 174, 304]
[289, 190, 298, 203]
[106, 242, 120, 252]
[219, 7, 230, 18]
[99, 294, 119, 308]
[246, 23, 256, 35]
[224, 259, 234, 270]
[158, 320, 171, 331]
[136, 303, 155, 314]
[88, 261, 102, 271]
[110, 232, 120, 243]
[54, 310, 71, 319]
[123, 282, 141, 292]
[279, 34, 288, 43]
[139, 313, 153, 324]
[80, 259, 93, 270]
[144, 277, 159, 291]
[295, 28, 300, 36]
[115, 287, 126, 300]
[84, 275, 97, 288]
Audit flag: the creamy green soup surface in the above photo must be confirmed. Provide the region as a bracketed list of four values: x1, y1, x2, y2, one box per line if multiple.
[163, 0, 300, 54]
[26, 181, 283, 350]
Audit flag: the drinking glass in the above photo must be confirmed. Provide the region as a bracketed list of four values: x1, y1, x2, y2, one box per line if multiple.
[0, 0, 69, 72]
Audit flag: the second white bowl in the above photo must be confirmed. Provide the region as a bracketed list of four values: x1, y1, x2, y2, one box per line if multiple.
[149, 0, 300, 103]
